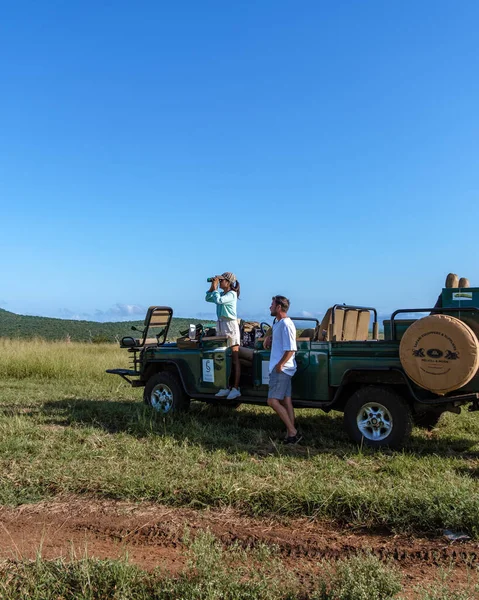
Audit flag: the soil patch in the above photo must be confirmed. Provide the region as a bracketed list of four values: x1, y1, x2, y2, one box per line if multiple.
[1, 497, 478, 596]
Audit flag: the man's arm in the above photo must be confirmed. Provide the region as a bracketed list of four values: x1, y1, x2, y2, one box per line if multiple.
[275, 350, 295, 373]
[274, 321, 296, 372]
[263, 332, 272, 349]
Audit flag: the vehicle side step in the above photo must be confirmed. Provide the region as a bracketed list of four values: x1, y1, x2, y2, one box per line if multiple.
[106, 368, 141, 385]
[106, 369, 140, 376]
[191, 393, 330, 409]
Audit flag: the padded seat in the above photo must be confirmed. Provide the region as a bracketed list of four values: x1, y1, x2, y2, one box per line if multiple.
[318, 307, 371, 341]
[342, 309, 370, 341]
[298, 328, 315, 340]
[342, 310, 359, 341]
[356, 310, 370, 340]
[317, 307, 346, 341]
[238, 346, 254, 367]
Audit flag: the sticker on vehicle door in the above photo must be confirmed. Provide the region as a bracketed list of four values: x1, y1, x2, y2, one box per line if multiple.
[262, 361, 270, 385]
[202, 359, 214, 382]
[452, 292, 472, 301]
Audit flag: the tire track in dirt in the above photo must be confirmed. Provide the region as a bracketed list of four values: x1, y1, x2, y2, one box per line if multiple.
[0, 497, 478, 579]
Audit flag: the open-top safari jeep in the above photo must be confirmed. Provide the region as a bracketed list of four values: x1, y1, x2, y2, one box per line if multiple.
[107, 285, 479, 448]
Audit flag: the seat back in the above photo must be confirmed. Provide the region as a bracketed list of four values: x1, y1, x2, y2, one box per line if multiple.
[342, 310, 359, 340]
[142, 306, 173, 345]
[356, 310, 370, 340]
[342, 309, 371, 341]
[298, 328, 315, 340]
[318, 307, 345, 341]
[318, 307, 371, 341]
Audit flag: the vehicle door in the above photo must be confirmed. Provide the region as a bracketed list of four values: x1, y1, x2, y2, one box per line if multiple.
[198, 336, 231, 393]
[253, 318, 317, 398]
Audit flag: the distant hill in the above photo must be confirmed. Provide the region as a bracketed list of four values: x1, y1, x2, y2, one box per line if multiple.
[0, 307, 392, 343]
[0, 308, 213, 343]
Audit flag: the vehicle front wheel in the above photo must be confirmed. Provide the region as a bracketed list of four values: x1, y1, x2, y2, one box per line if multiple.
[144, 371, 190, 414]
[343, 386, 412, 449]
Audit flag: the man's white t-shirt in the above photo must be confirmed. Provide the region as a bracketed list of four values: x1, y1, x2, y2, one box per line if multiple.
[269, 317, 297, 376]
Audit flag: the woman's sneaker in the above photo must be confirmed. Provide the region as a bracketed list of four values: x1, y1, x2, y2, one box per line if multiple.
[226, 387, 241, 400]
[215, 388, 230, 398]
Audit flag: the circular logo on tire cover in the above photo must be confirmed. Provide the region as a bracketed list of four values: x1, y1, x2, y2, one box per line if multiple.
[399, 315, 479, 395]
[411, 331, 458, 375]
[426, 348, 443, 359]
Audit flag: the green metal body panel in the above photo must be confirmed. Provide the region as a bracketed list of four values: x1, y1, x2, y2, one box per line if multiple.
[143, 342, 231, 394]
[442, 287, 479, 308]
[328, 341, 402, 387]
[140, 338, 406, 404]
[383, 320, 416, 341]
[241, 340, 330, 401]
[443, 287, 479, 392]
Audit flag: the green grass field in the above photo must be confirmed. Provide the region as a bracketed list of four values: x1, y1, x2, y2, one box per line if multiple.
[1, 339, 479, 534]
[1, 339, 479, 598]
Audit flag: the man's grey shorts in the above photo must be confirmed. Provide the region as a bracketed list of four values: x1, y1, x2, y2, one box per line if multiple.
[268, 370, 292, 400]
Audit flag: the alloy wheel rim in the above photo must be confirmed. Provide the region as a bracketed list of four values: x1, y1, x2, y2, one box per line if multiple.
[151, 383, 174, 413]
[357, 402, 393, 441]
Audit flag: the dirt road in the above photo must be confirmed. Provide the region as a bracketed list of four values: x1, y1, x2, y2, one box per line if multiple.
[1, 497, 477, 595]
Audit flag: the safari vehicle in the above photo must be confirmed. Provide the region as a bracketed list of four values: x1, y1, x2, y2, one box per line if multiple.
[107, 286, 479, 449]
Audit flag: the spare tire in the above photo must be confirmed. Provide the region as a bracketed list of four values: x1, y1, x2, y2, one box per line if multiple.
[399, 315, 479, 395]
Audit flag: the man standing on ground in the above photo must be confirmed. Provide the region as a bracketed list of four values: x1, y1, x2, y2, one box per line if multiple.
[265, 295, 301, 444]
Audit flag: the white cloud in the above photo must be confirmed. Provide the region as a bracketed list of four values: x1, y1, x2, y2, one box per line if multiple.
[51, 303, 146, 322]
[93, 303, 146, 322]
[57, 308, 92, 321]
[103, 303, 145, 317]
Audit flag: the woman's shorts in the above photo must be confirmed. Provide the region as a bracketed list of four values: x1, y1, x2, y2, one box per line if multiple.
[268, 370, 292, 400]
[217, 318, 241, 347]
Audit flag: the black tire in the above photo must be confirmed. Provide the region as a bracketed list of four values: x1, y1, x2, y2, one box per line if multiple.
[343, 386, 413, 449]
[143, 371, 190, 414]
[413, 410, 443, 430]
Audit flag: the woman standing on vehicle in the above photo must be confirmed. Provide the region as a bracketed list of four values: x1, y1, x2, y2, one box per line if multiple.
[205, 272, 241, 400]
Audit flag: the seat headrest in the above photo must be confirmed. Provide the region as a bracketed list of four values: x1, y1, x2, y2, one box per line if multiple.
[445, 273, 459, 288]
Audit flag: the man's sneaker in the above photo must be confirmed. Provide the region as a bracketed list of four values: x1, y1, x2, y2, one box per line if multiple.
[226, 387, 241, 400]
[215, 388, 230, 398]
[283, 432, 303, 445]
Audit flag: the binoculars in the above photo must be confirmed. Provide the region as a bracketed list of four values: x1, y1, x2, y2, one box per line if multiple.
[207, 277, 216, 282]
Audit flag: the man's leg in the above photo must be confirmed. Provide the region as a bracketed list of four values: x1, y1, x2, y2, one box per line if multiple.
[280, 396, 295, 427]
[268, 371, 297, 437]
[267, 397, 297, 437]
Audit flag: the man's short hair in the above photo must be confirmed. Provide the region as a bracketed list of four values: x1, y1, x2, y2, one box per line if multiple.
[272, 295, 290, 312]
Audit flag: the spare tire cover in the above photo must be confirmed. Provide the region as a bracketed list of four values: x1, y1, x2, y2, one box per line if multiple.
[399, 314, 479, 395]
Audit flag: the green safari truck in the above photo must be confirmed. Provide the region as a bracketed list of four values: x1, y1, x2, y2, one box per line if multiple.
[107, 287, 479, 449]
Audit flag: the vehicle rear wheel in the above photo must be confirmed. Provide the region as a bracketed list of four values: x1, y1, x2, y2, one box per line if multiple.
[413, 410, 443, 430]
[344, 386, 413, 449]
[144, 372, 190, 414]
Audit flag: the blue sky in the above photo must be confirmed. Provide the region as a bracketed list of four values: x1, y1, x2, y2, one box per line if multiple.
[1, 1, 478, 323]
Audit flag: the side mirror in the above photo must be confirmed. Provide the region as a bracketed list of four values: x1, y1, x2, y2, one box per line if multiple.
[120, 336, 137, 348]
